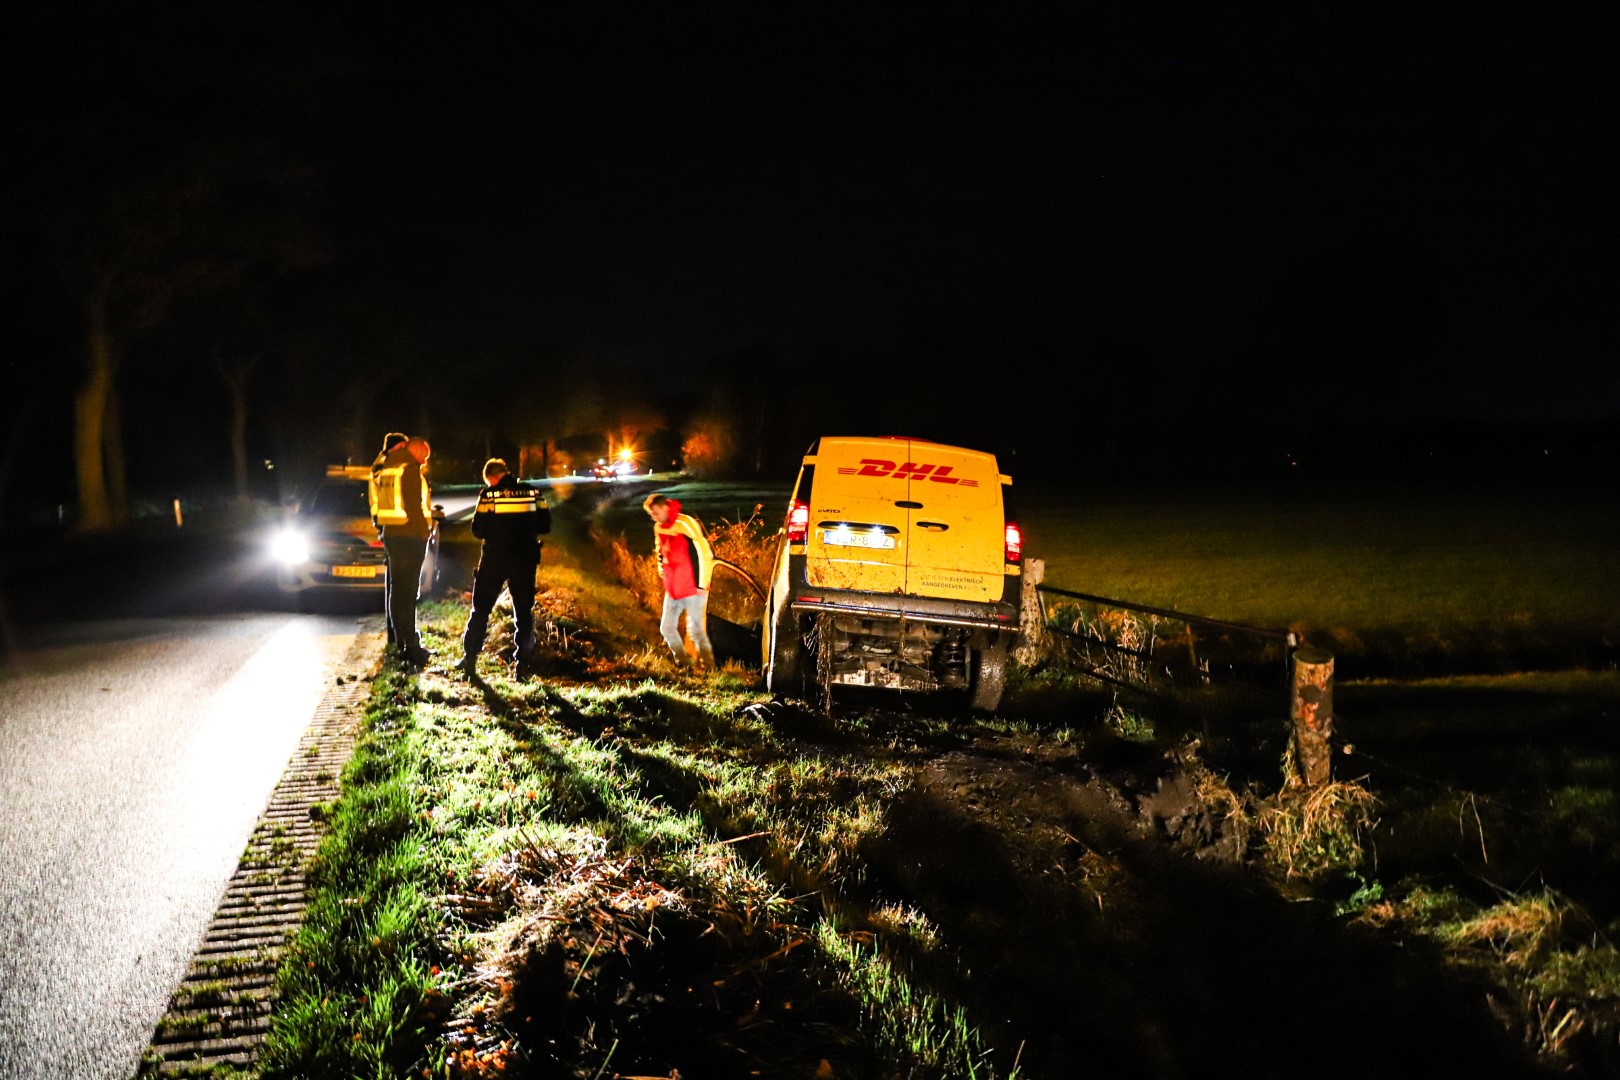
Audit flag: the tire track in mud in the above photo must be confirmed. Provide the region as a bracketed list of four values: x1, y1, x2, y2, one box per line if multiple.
[579, 689, 1547, 1079]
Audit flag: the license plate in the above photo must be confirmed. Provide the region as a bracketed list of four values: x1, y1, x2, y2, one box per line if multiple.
[821, 528, 896, 550]
[331, 565, 379, 579]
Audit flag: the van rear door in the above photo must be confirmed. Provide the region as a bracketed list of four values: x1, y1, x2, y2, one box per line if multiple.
[901, 441, 1005, 603]
[803, 437, 911, 594]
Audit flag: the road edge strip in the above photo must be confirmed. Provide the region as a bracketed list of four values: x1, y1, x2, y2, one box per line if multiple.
[138, 621, 386, 1077]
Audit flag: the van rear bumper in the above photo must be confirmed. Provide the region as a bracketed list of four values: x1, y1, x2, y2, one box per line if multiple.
[789, 586, 1020, 632]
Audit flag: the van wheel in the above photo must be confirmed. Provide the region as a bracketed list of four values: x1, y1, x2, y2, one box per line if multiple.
[766, 604, 804, 696]
[806, 613, 834, 711]
[970, 643, 1008, 712]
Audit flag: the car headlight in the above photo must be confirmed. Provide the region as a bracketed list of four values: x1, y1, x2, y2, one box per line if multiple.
[270, 529, 311, 566]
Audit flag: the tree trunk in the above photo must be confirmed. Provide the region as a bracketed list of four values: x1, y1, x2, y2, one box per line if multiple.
[73, 371, 113, 531]
[345, 399, 367, 465]
[74, 313, 116, 531]
[754, 400, 766, 474]
[230, 375, 250, 505]
[104, 389, 129, 523]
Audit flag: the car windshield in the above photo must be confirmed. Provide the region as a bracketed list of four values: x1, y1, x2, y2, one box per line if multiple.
[305, 480, 369, 517]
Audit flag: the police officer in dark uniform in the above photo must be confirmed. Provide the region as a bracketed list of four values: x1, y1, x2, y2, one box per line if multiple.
[460, 457, 551, 675]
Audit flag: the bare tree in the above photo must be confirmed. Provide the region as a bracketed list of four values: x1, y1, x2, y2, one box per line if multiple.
[215, 348, 270, 505]
[11, 2, 330, 528]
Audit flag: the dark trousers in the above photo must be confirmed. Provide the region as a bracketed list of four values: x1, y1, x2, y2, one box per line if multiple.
[462, 553, 537, 662]
[383, 534, 427, 651]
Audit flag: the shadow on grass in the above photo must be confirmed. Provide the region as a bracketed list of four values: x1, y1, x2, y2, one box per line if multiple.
[458, 676, 887, 1079]
[482, 675, 1549, 1079]
[865, 764, 1548, 1080]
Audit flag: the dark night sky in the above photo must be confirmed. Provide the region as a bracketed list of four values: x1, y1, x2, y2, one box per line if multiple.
[316, 5, 1619, 410]
[3, 3, 1618, 501]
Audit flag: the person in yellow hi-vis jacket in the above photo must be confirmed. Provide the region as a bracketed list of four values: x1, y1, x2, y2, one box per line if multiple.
[367, 431, 408, 643]
[368, 435, 433, 668]
[643, 493, 716, 671]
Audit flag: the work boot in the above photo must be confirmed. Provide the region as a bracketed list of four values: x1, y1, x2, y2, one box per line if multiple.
[402, 645, 431, 671]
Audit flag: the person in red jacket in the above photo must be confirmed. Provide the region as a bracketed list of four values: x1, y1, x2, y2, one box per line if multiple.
[643, 493, 716, 670]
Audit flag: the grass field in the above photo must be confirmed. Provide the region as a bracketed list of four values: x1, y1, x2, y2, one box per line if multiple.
[1022, 479, 1620, 667]
[595, 476, 1620, 674]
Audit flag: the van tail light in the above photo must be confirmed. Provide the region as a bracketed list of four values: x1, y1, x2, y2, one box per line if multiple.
[1004, 522, 1023, 564]
[787, 502, 810, 544]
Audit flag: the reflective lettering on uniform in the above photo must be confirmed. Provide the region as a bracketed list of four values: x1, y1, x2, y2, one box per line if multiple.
[479, 494, 539, 514]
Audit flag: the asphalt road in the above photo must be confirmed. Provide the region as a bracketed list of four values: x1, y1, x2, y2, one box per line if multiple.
[0, 610, 371, 1079]
[0, 493, 493, 1079]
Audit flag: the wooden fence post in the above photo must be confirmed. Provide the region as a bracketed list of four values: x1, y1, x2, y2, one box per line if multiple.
[1290, 646, 1335, 787]
[1015, 557, 1049, 667]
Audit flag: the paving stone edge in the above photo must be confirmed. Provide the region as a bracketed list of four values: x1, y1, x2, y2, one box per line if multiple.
[137, 622, 386, 1077]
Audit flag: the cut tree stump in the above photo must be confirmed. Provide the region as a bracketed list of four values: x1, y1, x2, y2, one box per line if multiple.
[1014, 557, 1049, 667]
[1290, 646, 1335, 787]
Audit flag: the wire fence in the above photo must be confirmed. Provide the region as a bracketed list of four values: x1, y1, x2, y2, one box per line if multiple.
[1037, 584, 1297, 743]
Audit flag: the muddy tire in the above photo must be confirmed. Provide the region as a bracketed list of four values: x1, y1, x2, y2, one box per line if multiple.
[970, 641, 1009, 712]
[766, 601, 805, 696]
[807, 613, 834, 711]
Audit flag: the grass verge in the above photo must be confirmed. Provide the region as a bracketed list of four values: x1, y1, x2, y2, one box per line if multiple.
[261, 588, 1023, 1079]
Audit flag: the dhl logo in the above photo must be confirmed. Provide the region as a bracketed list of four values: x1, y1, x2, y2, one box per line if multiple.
[835, 459, 979, 487]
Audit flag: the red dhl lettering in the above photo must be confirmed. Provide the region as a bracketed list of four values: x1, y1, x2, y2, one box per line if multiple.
[833, 459, 978, 486]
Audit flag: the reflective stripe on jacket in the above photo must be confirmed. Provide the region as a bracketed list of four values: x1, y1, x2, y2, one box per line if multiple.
[471, 474, 551, 559]
[477, 490, 541, 516]
[370, 445, 431, 537]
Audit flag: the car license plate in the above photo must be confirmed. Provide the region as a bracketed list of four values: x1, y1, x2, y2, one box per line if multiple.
[331, 565, 379, 578]
[821, 529, 896, 550]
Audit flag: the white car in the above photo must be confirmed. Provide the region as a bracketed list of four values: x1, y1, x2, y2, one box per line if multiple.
[270, 466, 440, 608]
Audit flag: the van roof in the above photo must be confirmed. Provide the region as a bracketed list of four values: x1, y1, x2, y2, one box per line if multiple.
[810, 436, 1004, 473]
[813, 435, 997, 457]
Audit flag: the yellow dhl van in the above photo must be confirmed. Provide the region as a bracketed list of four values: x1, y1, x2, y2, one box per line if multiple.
[760, 436, 1022, 711]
